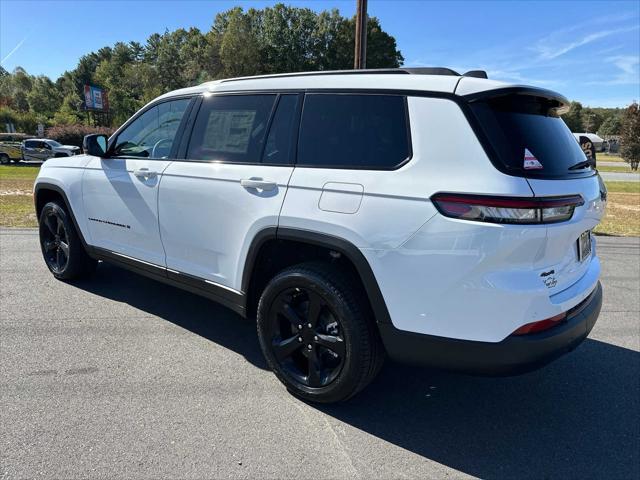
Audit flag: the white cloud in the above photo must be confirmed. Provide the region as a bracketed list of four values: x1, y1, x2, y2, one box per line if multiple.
[1, 36, 28, 64]
[586, 55, 640, 86]
[533, 25, 639, 60]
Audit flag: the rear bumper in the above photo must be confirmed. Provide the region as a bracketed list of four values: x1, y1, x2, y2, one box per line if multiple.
[378, 281, 602, 375]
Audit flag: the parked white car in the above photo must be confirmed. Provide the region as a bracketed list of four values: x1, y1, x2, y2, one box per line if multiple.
[33, 68, 606, 403]
[21, 139, 80, 162]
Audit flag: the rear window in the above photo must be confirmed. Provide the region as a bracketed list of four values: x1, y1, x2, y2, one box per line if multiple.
[469, 95, 591, 178]
[297, 94, 410, 169]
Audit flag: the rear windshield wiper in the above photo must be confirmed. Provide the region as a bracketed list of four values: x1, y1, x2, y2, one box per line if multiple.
[568, 160, 593, 170]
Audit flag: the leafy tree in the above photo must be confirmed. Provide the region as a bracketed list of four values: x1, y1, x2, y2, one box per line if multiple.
[620, 102, 640, 171]
[27, 76, 62, 118]
[598, 115, 622, 136]
[219, 8, 262, 77]
[562, 101, 583, 132]
[581, 107, 603, 134]
[1, 4, 404, 128]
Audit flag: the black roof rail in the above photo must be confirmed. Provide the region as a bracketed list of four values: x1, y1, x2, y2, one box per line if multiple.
[219, 67, 477, 83]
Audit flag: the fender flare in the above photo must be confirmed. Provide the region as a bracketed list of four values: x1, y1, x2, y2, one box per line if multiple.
[242, 227, 392, 325]
[34, 182, 92, 252]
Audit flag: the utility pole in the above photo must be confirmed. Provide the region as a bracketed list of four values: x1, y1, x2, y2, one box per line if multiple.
[354, 0, 368, 69]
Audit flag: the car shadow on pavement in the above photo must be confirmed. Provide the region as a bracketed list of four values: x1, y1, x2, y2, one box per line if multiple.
[75, 262, 639, 479]
[73, 262, 269, 370]
[319, 339, 640, 479]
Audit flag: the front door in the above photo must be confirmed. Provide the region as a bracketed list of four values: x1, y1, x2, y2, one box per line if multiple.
[23, 140, 48, 161]
[158, 93, 301, 291]
[82, 97, 192, 266]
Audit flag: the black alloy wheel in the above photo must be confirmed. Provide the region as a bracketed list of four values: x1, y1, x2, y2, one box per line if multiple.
[41, 209, 70, 274]
[268, 287, 346, 388]
[257, 262, 385, 403]
[38, 201, 96, 280]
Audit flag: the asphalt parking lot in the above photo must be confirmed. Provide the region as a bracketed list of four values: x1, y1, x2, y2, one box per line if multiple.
[1, 229, 638, 479]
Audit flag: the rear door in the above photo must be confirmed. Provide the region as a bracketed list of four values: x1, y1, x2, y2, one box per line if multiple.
[158, 93, 300, 292]
[82, 97, 192, 266]
[468, 93, 606, 297]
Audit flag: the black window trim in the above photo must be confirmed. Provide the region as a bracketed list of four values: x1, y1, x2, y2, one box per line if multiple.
[176, 90, 413, 171]
[106, 94, 198, 162]
[104, 86, 594, 180]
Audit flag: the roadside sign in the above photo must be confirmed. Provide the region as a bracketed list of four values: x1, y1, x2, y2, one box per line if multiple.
[83, 85, 109, 111]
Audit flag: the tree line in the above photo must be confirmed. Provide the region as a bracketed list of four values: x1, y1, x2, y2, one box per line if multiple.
[0, 4, 402, 131]
[561, 101, 626, 136]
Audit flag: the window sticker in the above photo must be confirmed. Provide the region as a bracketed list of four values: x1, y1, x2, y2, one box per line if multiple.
[523, 148, 543, 170]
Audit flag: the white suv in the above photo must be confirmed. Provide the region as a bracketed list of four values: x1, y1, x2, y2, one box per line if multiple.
[34, 68, 606, 403]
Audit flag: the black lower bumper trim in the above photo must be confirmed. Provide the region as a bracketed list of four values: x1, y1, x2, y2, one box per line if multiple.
[378, 282, 602, 376]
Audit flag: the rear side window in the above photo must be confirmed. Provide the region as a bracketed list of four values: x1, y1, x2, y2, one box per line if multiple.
[297, 94, 410, 169]
[187, 95, 276, 163]
[469, 95, 590, 177]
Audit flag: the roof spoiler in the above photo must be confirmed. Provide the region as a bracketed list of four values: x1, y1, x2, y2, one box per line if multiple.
[462, 70, 488, 79]
[462, 86, 570, 114]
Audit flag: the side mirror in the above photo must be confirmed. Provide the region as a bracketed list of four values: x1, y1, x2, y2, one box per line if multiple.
[83, 134, 108, 157]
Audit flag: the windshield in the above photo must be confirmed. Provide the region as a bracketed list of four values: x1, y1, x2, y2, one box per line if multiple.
[46, 140, 62, 147]
[469, 94, 591, 178]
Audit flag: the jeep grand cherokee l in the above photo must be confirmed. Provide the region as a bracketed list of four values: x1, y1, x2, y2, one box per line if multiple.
[33, 68, 605, 403]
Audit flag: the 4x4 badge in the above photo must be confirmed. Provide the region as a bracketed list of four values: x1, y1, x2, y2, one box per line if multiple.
[540, 270, 557, 288]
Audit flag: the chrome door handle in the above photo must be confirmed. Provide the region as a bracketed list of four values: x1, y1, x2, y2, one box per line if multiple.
[240, 178, 277, 191]
[134, 168, 157, 179]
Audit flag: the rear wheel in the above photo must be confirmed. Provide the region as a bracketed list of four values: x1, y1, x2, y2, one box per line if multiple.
[0, 154, 9, 165]
[257, 262, 384, 403]
[38, 201, 96, 280]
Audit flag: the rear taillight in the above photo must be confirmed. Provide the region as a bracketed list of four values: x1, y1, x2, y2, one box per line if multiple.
[512, 313, 566, 335]
[431, 193, 584, 225]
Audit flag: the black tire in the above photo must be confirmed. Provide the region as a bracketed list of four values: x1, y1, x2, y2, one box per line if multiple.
[257, 262, 384, 403]
[0, 154, 9, 165]
[38, 201, 97, 280]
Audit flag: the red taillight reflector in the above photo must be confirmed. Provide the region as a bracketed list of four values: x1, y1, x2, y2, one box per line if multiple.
[512, 313, 566, 335]
[431, 193, 584, 225]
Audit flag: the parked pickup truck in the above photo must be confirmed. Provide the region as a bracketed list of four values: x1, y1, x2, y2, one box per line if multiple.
[20, 139, 80, 162]
[0, 133, 28, 164]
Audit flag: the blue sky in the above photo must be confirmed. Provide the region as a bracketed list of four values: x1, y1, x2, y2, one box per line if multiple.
[1, 0, 638, 107]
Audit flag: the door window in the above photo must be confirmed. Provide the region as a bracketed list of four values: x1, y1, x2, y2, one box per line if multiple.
[297, 94, 410, 169]
[187, 95, 277, 163]
[112, 98, 190, 159]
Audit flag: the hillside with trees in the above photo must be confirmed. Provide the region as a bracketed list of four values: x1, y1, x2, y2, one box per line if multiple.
[0, 4, 402, 133]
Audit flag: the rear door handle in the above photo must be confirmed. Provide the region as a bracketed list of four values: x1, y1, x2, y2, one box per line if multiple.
[240, 178, 277, 191]
[134, 168, 157, 179]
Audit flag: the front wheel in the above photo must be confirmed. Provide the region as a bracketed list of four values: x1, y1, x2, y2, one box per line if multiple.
[38, 201, 96, 280]
[257, 262, 384, 403]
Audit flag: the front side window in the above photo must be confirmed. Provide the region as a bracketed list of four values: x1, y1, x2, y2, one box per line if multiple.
[187, 94, 277, 163]
[112, 98, 190, 159]
[297, 94, 410, 169]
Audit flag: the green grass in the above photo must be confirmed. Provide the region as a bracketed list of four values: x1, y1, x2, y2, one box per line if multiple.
[598, 165, 638, 174]
[0, 164, 40, 181]
[599, 154, 625, 163]
[605, 181, 640, 193]
[0, 194, 37, 227]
